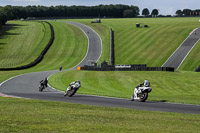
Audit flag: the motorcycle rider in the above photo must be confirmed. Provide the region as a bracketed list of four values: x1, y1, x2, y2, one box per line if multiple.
[40, 77, 48, 88]
[64, 80, 81, 96]
[136, 80, 150, 89]
[131, 80, 150, 101]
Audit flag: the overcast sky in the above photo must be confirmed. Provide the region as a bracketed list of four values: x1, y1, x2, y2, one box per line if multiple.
[1, 0, 200, 15]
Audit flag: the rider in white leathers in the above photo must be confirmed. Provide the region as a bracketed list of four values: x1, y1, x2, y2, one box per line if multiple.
[132, 80, 150, 101]
[64, 80, 81, 96]
[136, 80, 150, 88]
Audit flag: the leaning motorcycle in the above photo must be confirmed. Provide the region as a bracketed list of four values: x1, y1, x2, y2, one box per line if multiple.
[131, 86, 152, 102]
[39, 84, 45, 92]
[64, 84, 80, 97]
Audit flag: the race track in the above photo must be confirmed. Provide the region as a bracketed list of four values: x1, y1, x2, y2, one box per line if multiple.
[162, 28, 200, 70]
[0, 22, 200, 115]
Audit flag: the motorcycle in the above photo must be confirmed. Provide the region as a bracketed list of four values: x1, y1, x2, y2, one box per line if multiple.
[131, 86, 152, 102]
[39, 83, 45, 92]
[39, 79, 48, 92]
[64, 83, 80, 97]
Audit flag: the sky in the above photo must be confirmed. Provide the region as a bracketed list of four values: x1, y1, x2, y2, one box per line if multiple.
[1, 0, 200, 15]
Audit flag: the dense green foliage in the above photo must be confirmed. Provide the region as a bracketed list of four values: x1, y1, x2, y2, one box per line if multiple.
[176, 8, 200, 16]
[151, 9, 159, 17]
[142, 8, 150, 16]
[1, 97, 200, 132]
[2, 5, 139, 19]
[0, 6, 13, 26]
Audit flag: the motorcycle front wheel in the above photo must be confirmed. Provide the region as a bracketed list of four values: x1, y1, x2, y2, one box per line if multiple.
[139, 92, 148, 102]
[39, 86, 44, 92]
[66, 89, 77, 97]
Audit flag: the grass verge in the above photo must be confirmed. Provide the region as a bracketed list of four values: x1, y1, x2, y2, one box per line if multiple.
[0, 97, 200, 133]
[49, 70, 200, 105]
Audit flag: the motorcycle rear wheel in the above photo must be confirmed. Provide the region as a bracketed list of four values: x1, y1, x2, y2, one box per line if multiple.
[139, 92, 148, 102]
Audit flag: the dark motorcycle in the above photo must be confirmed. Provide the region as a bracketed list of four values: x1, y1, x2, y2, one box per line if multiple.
[39, 78, 48, 92]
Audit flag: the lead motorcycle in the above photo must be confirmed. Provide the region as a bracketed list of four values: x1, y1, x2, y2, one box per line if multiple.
[64, 81, 81, 97]
[131, 86, 152, 102]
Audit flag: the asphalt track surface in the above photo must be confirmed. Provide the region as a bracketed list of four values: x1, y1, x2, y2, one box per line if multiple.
[162, 28, 200, 70]
[0, 22, 200, 115]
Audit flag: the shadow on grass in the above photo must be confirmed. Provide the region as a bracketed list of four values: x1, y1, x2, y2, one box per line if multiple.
[0, 23, 24, 39]
[0, 43, 6, 45]
[0, 43, 6, 49]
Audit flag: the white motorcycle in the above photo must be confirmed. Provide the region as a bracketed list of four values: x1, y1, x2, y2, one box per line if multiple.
[64, 81, 81, 97]
[131, 86, 152, 102]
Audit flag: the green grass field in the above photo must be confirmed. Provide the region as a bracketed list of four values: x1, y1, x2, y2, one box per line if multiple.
[0, 21, 88, 82]
[0, 97, 200, 133]
[1, 18, 200, 132]
[27, 21, 88, 71]
[67, 17, 200, 69]
[0, 21, 49, 68]
[49, 70, 200, 105]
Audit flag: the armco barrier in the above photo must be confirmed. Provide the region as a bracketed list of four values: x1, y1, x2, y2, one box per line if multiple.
[80, 64, 174, 72]
[0, 21, 54, 71]
[194, 65, 200, 72]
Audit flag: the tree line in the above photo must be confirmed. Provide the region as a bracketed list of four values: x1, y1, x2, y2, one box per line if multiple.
[0, 6, 13, 26]
[0, 5, 139, 24]
[1, 5, 200, 27]
[176, 9, 200, 17]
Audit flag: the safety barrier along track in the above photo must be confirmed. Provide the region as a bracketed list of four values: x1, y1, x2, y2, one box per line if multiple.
[0, 21, 55, 71]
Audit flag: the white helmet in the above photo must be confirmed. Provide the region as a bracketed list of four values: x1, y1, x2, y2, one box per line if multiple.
[144, 80, 150, 87]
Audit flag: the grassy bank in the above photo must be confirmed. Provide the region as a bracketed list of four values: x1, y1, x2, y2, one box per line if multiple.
[27, 21, 88, 71]
[67, 17, 200, 70]
[0, 21, 88, 82]
[0, 97, 200, 133]
[0, 21, 49, 68]
[49, 70, 200, 105]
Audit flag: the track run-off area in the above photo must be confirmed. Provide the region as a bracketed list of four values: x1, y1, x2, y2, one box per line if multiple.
[0, 21, 200, 114]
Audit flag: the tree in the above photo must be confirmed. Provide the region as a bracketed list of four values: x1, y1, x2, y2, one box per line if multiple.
[142, 8, 150, 16]
[0, 6, 13, 25]
[151, 9, 159, 17]
[0, 4, 140, 20]
[123, 9, 134, 18]
[182, 9, 192, 16]
[176, 9, 182, 16]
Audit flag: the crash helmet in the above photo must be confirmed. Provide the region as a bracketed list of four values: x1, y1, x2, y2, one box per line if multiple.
[76, 80, 81, 84]
[144, 80, 150, 87]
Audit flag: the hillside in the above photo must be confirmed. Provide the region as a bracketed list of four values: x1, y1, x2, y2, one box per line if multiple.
[69, 17, 200, 70]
